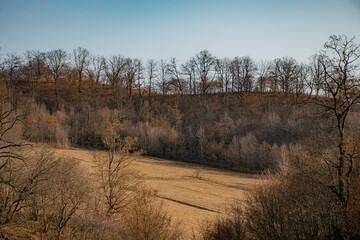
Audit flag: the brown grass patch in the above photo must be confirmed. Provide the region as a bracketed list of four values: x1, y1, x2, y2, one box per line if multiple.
[52, 146, 260, 237]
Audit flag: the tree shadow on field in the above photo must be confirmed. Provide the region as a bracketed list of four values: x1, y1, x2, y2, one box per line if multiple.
[200, 178, 252, 191]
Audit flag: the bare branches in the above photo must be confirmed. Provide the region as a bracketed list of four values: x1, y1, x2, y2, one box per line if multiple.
[73, 47, 91, 92]
[194, 50, 216, 96]
[94, 109, 140, 216]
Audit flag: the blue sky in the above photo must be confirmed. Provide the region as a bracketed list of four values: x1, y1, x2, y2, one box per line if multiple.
[0, 0, 359, 63]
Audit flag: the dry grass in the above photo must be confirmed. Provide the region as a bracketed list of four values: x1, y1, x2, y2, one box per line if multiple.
[52, 146, 260, 238]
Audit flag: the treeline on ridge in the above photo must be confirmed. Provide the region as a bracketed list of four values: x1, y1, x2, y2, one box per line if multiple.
[0, 39, 338, 172]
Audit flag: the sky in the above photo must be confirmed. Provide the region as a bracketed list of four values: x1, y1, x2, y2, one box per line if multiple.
[0, 0, 359, 64]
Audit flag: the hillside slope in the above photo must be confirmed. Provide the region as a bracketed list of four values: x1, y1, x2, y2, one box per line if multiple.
[52, 145, 260, 237]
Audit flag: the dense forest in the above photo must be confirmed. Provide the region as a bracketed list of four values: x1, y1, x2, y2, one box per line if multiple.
[1, 35, 348, 172]
[0, 34, 360, 239]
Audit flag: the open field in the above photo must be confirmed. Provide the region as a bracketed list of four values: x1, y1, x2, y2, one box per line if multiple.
[52, 146, 261, 237]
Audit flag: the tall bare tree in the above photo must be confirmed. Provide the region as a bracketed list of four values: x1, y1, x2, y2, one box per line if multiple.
[81, 55, 105, 125]
[182, 58, 197, 95]
[3, 53, 22, 88]
[295, 63, 308, 97]
[73, 47, 91, 92]
[94, 110, 140, 216]
[167, 57, 185, 94]
[157, 59, 169, 95]
[135, 59, 144, 96]
[229, 57, 241, 92]
[194, 50, 216, 96]
[105, 55, 127, 95]
[214, 57, 231, 94]
[89, 55, 106, 84]
[269, 57, 299, 94]
[124, 58, 136, 96]
[146, 59, 157, 98]
[256, 60, 271, 92]
[47, 49, 68, 102]
[314, 35, 360, 213]
[308, 54, 325, 96]
[240, 56, 257, 92]
[229, 56, 257, 93]
[24, 50, 48, 93]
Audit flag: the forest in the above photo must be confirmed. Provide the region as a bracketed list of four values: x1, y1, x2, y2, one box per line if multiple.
[0, 34, 359, 239]
[1, 36, 339, 172]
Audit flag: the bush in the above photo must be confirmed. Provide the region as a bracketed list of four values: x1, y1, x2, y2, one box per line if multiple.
[199, 202, 245, 240]
[120, 188, 183, 240]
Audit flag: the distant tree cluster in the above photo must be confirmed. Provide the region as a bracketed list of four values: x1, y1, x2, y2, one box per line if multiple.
[0, 39, 339, 99]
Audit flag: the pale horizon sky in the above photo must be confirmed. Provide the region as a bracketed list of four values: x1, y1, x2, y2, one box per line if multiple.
[0, 0, 359, 64]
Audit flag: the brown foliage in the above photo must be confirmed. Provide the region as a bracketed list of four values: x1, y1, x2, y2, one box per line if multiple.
[120, 187, 183, 240]
[199, 202, 245, 240]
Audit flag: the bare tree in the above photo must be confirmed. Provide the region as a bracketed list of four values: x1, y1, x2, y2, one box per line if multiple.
[295, 63, 308, 97]
[214, 57, 231, 94]
[47, 49, 68, 102]
[196, 126, 208, 163]
[146, 59, 157, 98]
[256, 60, 271, 92]
[194, 50, 216, 96]
[135, 59, 144, 96]
[80, 55, 106, 126]
[3, 53, 22, 88]
[244, 152, 348, 240]
[0, 148, 58, 226]
[229, 57, 241, 92]
[0, 102, 24, 173]
[0, 101, 25, 225]
[94, 110, 140, 216]
[0, 102, 59, 228]
[167, 57, 185, 94]
[89, 55, 106, 84]
[124, 58, 136, 96]
[308, 54, 325, 96]
[157, 59, 169, 95]
[182, 58, 197, 95]
[105, 55, 127, 95]
[240, 56, 257, 92]
[314, 35, 360, 213]
[30, 155, 88, 240]
[24, 50, 48, 92]
[229, 56, 257, 93]
[269, 57, 299, 94]
[73, 47, 91, 92]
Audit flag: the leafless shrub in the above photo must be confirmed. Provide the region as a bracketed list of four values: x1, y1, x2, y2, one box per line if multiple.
[120, 187, 183, 240]
[27, 156, 89, 240]
[54, 108, 70, 147]
[0, 148, 57, 227]
[196, 126, 208, 162]
[24, 102, 50, 142]
[24, 101, 70, 147]
[123, 120, 181, 158]
[199, 202, 246, 240]
[55, 125, 69, 147]
[240, 132, 259, 170]
[261, 112, 281, 129]
[244, 144, 359, 240]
